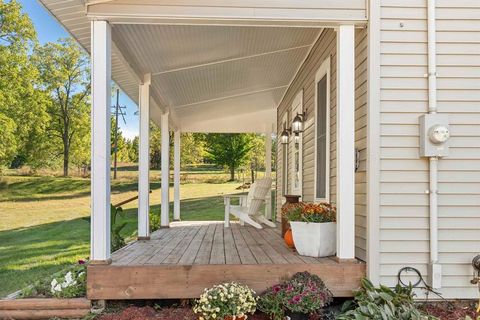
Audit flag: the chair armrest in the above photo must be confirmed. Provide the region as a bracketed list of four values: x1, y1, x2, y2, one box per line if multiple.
[223, 194, 247, 199]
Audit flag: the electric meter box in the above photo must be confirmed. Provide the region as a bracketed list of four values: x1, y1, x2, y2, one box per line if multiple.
[419, 114, 450, 157]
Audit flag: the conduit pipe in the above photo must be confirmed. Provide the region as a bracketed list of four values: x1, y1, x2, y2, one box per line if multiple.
[427, 0, 441, 288]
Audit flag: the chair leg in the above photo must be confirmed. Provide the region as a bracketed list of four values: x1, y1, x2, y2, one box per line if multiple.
[241, 215, 263, 229]
[224, 198, 230, 228]
[257, 215, 276, 228]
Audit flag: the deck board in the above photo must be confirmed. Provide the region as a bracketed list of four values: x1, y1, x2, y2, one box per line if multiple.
[88, 222, 366, 299]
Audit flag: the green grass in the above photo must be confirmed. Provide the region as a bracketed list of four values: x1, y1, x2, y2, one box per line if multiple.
[0, 166, 271, 297]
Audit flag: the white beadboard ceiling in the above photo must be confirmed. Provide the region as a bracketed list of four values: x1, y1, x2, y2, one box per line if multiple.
[38, 0, 322, 132]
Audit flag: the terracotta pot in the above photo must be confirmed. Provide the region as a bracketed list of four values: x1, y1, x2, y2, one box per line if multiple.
[284, 228, 295, 248]
[281, 195, 301, 237]
[224, 316, 246, 320]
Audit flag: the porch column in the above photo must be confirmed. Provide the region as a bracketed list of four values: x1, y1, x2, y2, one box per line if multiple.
[336, 24, 356, 260]
[161, 112, 170, 227]
[138, 75, 151, 239]
[173, 130, 181, 221]
[265, 132, 272, 220]
[90, 20, 111, 263]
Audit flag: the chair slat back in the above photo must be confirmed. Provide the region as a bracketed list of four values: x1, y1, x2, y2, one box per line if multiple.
[247, 178, 272, 216]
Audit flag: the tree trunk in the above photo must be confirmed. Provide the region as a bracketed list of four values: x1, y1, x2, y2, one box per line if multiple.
[229, 166, 235, 181]
[251, 168, 255, 184]
[63, 134, 69, 177]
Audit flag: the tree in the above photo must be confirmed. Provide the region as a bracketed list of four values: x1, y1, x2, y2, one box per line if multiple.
[204, 133, 253, 181]
[246, 134, 266, 183]
[0, 0, 50, 169]
[0, 113, 16, 169]
[35, 38, 90, 176]
[181, 133, 205, 167]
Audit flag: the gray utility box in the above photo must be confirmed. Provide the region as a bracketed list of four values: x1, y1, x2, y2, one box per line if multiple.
[419, 114, 450, 157]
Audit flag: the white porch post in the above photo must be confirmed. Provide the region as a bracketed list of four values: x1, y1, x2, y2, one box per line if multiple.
[161, 112, 170, 227]
[138, 75, 151, 239]
[90, 20, 112, 263]
[336, 24, 356, 260]
[265, 132, 272, 220]
[173, 130, 181, 221]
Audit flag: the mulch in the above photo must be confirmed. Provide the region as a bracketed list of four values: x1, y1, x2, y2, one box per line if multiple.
[422, 300, 479, 320]
[98, 306, 271, 320]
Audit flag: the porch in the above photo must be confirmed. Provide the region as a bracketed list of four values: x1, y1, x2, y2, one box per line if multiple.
[87, 222, 365, 299]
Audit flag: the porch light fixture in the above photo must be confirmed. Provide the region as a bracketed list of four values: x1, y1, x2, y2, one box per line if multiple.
[291, 112, 306, 134]
[280, 128, 291, 145]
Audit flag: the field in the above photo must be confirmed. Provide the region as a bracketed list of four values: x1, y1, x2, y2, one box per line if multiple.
[0, 165, 274, 297]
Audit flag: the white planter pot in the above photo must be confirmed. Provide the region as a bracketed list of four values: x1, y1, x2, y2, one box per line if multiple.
[290, 221, 336, 258]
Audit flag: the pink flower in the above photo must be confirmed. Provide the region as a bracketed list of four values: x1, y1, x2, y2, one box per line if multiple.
[272, 285, 282, 293]
[78, 259, 85, 265]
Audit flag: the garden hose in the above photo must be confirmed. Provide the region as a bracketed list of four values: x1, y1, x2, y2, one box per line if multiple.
[397, 266, 452, 307]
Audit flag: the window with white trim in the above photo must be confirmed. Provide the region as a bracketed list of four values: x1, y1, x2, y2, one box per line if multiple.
[314, 57, 330, 202]
[291, 90, 303, 196]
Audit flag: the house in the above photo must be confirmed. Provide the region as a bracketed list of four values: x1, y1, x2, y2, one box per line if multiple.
[38, 0, 480, 300]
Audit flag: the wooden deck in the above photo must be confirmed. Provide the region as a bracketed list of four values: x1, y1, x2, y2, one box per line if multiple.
[87, 222, 365, 299]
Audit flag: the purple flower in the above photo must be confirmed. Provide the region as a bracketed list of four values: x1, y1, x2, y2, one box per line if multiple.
[272, 285, 282, 293]
[78, 259, 85, 265]
[291, 295, 302, 304]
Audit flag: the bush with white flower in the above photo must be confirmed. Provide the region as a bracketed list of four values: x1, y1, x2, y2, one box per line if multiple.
[193, 282, 257, 320]
[21, 259, 87, 298]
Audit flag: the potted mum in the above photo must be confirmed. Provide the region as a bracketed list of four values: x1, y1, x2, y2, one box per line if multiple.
[258, 272, 333, 320]
[193, 282, 257, 320]
[285, 202, 336, 257]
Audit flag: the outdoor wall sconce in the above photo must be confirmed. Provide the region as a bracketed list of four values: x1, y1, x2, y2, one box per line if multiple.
[281, 112, 307, 145]
[280, 128, 291, 145]
[291, 112, 306, 134]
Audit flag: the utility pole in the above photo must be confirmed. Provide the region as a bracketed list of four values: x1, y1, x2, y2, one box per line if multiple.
[112, 89, 127, 180]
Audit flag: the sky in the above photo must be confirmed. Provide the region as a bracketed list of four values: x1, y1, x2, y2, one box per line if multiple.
[19, 0, 140, 140]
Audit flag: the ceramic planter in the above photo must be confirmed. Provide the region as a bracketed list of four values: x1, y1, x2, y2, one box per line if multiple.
[290, 221, 336, 257]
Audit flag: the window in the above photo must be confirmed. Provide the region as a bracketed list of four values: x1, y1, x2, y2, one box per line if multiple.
[314, 57, 330, 202]
[281, 112, 289, 197]
[291, 90, 303, 196]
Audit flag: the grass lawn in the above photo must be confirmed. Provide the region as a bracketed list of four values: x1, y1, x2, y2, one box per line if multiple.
[0, 166, 273, 297]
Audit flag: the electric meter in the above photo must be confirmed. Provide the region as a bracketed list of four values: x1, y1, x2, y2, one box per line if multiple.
[428, 125, 450, 144]
[419, 114, 450, 157]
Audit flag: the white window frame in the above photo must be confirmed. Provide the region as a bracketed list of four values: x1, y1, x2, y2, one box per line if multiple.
[314, 57, 331, 203]
[281, 111, 289, 199]
[290, 90, 303, 197]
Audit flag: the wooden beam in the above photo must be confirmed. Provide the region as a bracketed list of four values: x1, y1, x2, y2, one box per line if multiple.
[86, 1, 368, 27]
[161, 112, 170, 227]
[173, 130, 181, 221]
[87, 262, 365, 299]
[138, 75, 151, 238]
[90, 20, 112, 263]
[336, 25, 356, 260]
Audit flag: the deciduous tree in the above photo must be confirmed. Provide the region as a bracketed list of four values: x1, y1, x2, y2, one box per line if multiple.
[35, 38, 90, 176]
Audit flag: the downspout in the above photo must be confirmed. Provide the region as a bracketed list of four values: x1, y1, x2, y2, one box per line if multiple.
[427, 0, 441, 288]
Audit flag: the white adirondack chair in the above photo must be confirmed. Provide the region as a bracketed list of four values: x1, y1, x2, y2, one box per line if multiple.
[223, 178, 275, 229]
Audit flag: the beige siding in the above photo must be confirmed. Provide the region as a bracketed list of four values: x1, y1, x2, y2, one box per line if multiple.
[379, 0, 480, 298]
[276, 28, 368, 260]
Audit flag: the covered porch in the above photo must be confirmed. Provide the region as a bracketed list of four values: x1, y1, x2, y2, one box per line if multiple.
[64, 0, 370, 298]
[88, 222, 365, 299]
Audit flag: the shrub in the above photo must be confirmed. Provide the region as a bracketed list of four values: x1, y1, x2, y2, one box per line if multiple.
[21, 260, 87, 298]
[283, 202, 336, 223]
[193, 282, 257, 320]
[150, 211, 160, 232]
[337, 278, 438, 320]
[257, 272, 333, 319]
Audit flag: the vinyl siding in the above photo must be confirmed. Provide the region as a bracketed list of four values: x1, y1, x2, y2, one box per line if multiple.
[276, 28, 368, 260]
[379, 0, 480, 299]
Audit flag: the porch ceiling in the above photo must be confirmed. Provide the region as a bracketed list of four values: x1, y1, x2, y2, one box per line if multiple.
[39, 0, 323, 133]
